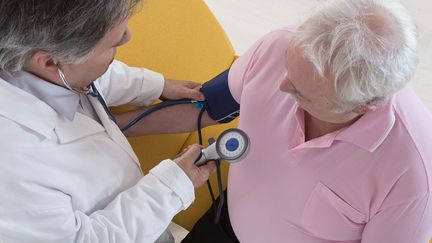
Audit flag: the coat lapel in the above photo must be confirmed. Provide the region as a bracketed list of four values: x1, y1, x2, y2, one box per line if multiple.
[88, 95, 140, 166]
[54, 113, 105, 143]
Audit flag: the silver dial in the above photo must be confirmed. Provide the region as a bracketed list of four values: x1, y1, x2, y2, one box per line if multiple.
[216, 128, 250, 163]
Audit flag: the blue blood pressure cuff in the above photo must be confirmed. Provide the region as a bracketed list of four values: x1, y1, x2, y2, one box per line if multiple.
[200, 69, 240, 123]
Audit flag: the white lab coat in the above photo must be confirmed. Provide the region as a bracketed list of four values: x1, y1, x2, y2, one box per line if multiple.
[0, 61, 194, 243]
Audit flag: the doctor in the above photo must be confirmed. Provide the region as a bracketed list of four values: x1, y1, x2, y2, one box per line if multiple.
[0, 0, 215, 243]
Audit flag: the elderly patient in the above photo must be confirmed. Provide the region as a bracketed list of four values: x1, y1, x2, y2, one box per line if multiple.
[178, 0, 432, 242]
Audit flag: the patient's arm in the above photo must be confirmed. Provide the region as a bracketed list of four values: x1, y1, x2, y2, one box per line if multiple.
[115, 103, 218, 137]
[116, 68, 238, 137]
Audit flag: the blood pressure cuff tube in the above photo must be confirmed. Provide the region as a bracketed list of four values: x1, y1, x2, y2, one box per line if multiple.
[200, 69, 240, 123]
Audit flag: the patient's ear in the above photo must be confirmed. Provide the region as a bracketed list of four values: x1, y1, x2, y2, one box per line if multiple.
[24, 51, 60, 85]
[352, 104, 377, 114]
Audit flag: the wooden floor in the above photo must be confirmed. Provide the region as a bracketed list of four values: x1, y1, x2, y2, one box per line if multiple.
[205, 0, 432, 110]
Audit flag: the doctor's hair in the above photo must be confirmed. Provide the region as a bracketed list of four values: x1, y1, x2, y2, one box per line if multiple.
[292, 0, 418, 113]
[0, 0, 141, 79]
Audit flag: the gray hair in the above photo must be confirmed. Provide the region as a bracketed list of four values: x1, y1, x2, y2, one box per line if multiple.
[292, 0, 419, 113]
[0, 0, 141, 79]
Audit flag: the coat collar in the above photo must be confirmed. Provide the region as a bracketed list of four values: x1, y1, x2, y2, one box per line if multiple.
[0, 78, 61, 139]
[6, 71, 80, 121]
[0, 77, 105, 141]
[0, 78, 140, 164]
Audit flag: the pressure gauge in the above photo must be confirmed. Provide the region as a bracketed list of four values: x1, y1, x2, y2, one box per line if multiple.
[195, 128, 250, 166]
[216, 128, 250, 163]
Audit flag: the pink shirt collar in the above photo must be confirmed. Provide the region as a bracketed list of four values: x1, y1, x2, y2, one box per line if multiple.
[291, 99, 396, 152]
[336, 99, 395, 152]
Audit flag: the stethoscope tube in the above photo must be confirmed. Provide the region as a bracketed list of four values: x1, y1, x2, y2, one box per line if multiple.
[118, 98, 246, 225]
[89, 83, 117, 123]
[120, 99, 203, 131]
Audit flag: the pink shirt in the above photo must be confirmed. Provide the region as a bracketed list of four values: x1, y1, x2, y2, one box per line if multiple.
[227, 27, 432, 243]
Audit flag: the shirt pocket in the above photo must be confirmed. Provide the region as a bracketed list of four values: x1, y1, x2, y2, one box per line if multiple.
[301, 182, 366, 241]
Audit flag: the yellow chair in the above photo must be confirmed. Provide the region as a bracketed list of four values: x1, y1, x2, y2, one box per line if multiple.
[114, 0, 237, 230]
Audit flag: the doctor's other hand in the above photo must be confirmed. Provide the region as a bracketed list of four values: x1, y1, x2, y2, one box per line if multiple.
[173, 144, 216, 188]
[161, 79, 205, 101]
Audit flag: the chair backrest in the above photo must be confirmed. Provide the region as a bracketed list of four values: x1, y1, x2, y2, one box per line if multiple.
[115, 0, 236, 229]
[117, 0, 235, 80]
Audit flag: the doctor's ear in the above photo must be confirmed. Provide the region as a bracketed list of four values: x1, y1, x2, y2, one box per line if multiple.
[352, 104, 377, 114]
[24, 51, 61, 83]
[25, 50, 59, 74]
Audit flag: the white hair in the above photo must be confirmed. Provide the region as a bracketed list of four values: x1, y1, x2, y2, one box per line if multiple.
[292, 0, 419, 113]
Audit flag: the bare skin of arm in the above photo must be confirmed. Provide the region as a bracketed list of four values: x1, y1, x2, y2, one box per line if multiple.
[115, 103, 219, 137]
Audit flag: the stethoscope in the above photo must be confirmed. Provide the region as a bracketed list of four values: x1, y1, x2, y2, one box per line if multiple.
[124, 98, 251, 224]
[57, 66, 117, 122]
[58, 65, 251, 223]
[59, 65, 252, 165]
[117, 97, 251, 223]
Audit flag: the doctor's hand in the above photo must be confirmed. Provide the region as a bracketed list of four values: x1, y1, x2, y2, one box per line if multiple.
[173, 144, 216, 188]
[160, 79, 205, 101]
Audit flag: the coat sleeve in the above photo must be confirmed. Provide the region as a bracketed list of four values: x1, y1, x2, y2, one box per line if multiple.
[96, 60, 165, 107]
[0, 153, 194, 243]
